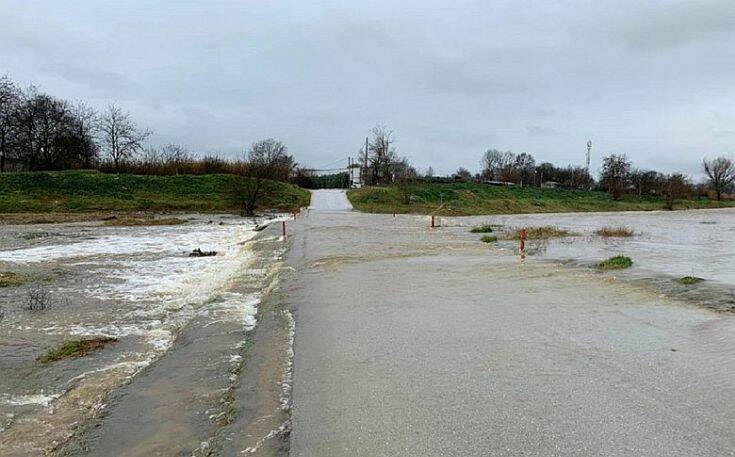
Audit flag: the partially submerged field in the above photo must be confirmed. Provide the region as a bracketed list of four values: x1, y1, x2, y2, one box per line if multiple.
[348, 182, 735, 215]
[0, 170, 310, 214]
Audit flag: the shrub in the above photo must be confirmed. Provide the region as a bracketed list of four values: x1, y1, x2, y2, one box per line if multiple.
[481, 235, 498, 243]
[598, 255, 633, 270]
[25, 285, 52, 311]
[678, 276, 704, 285]
[38, 337, 117, 363]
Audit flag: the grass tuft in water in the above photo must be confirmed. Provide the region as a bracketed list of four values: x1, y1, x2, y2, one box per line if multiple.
[470, 225, 495, 233]
[595, 226, 635, 237]
[480, 235, 498, 243]
[677, 276, 704, 285]
[598, 255, 633, 270]
[499, 226, 575, 240]
[0, 272, 27, 287]
[39, 337, 117, 363]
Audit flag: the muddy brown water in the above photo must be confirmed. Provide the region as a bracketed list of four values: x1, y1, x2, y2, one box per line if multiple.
[0, 214, 288, 455]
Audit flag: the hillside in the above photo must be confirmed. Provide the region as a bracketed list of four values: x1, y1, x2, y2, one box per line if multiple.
[347, 182, 735, 215]
[0, 171, 311, 213]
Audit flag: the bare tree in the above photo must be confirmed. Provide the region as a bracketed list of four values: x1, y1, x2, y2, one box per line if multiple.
[356, 126, 412, 185]
[703, 156, 735, 201]
[600, 154, 631, 200]
[514, 152, 536, 186]
[233, 138, 295, 216]
[454, 167, 473, 182]
[0, 76, 21, 172]
[659, 173, 691, 210]
[99, 104, 150, 172]
[481, 149, 516, 182]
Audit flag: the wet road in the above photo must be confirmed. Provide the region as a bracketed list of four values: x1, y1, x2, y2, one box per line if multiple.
[287, 191, 735, 456]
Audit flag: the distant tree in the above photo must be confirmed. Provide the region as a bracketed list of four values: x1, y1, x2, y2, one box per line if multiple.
[359, 126, 412, 185]
[233, 138, 295, 215]
[659, 173, 691, 210]
[514, 152, 536, 186]
[453, 167, 473, 182]
[629, 168, 660, 196]
[703, 156, 735, 200]
[566, 166, 594, 189]
[99, 104, 150, 172]
[247, 138, 295, 182]
[425, 166, 434, 178]
[600, 154, 631, 200]
[481, 149, 515, 181]
[0, 76, 21, 172]
[535, 162, 556, 184]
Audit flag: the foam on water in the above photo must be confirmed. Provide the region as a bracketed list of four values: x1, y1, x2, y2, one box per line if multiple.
[0, 219, 269, 414]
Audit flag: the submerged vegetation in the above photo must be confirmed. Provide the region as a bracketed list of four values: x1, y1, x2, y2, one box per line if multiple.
[498, 225, 575, 240]
[39, 337, 117, 363]
[470, 224, 496, 233]
[0, 171, 310, 213]
[103, 216, 188, 227]
[347, 182, 734, 216]
[595, 226, 635, 237]
[678, 276, 705, 285]
[0, 271, 27, 287]
[598, 255, 633, 270]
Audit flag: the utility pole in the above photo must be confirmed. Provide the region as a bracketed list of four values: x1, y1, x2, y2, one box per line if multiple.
[364, 136, 369, 186]
[348, 157, 353, 187]
[586, 139, 593, 190]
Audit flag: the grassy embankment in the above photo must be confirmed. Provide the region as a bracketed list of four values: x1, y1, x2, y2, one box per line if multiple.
[0, 170, 311, 214]
[348, 182, 735, 216]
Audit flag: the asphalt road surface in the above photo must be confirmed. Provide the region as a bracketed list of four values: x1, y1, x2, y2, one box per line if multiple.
[286, 190, 735, 456]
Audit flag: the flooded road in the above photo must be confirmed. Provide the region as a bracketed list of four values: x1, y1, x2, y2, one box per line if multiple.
[287, 196, 735, 456]
[0, 215, 287, 455]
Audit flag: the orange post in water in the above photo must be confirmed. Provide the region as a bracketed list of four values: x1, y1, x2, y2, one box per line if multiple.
[519, 228, 527, 256]
[431, 215, 435, 228]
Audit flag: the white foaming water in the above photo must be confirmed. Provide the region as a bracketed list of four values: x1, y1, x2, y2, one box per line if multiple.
[0, 220, 270, 411]
[0, 393, 59, 407]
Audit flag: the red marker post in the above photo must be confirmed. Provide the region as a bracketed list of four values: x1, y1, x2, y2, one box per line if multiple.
[519, 228, 527, 259]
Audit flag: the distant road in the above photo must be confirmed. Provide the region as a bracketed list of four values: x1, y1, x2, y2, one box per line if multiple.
[285, 209, 735, 456]
[308, 189, 353, 212]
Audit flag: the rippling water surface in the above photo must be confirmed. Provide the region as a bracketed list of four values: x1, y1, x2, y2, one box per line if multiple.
[0, 215, 271, 446]
[454, 208, 735, 286]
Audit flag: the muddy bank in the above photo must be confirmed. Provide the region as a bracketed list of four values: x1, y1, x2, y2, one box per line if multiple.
[0, 214, 293, 455]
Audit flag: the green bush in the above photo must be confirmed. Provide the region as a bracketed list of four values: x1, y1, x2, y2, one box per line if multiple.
[677, 276, 704, 285]
[598, 255, 633, 270]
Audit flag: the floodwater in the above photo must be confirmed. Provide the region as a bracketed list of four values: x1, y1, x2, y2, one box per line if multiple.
[0, 215, 282, 454]
[451, 208, 735, 287]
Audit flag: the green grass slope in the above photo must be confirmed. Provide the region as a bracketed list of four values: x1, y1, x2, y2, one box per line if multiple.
[0, 170, 311, 213]
[348, 182, 735, 215]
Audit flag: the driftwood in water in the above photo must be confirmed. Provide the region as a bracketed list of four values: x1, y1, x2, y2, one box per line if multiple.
[189, 248, 217, 257]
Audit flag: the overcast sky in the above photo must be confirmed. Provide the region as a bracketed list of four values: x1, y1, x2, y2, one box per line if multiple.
[2, 0, 734, 176]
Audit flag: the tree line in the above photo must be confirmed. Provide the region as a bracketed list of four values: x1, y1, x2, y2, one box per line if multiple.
[355, 125, 735, 204]
[0, 76, 153, 172]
